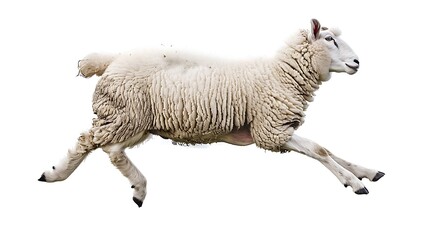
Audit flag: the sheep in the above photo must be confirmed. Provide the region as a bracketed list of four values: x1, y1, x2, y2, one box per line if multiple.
[39, 19, 384, 207]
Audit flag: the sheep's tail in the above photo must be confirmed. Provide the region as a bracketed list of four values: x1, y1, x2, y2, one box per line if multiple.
[78, 53, 118, 78]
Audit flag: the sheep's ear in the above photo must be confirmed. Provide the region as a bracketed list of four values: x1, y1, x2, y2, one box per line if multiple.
[310, 19, 321, 41]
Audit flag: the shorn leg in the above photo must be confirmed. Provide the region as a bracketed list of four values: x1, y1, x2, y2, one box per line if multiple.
[284, 134, 370, 194]
[38, 131, 96, 182]
[326, 150, 385, 182]
[102, 136, 148, 207]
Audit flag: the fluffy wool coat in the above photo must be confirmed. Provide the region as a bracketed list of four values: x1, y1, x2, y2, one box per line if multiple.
[79, 30, 330, 152]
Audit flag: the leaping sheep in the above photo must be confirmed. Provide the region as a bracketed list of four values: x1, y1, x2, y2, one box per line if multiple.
[39, 19, 384, 207]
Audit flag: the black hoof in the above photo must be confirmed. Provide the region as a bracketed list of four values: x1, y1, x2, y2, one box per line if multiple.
[344, 184, 348, 188]
[52, 166, 56, 170]
[131, 185, 135, 189]
[355, 187, 369, 195]
[38, 173, 46, 182]
[133, 197, 143, 208]
[372, 171, 385, 182]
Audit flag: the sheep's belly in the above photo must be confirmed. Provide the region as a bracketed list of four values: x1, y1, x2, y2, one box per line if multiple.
[150, 125, 254, 146]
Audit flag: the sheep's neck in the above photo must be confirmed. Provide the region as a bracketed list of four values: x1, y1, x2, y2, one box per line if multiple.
[274, 56, 322, 107]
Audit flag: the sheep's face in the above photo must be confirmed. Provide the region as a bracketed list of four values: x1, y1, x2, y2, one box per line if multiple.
[310, 19, 360, 75]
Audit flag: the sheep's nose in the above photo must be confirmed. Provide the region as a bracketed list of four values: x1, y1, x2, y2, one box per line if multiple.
[354, 59, 360, 65]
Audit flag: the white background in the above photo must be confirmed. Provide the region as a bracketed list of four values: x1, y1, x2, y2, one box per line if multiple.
[1, 0, 428, 239]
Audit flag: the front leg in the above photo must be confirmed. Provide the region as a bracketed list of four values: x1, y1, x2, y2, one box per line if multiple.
[283, 134, 368, 194]
[326, 150, 385, 182]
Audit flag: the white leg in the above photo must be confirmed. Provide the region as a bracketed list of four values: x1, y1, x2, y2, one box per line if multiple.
[102, 145, 147, 207]
[39, 132, 96, 182]
[284, 134, 368, 194]
[327, 150, 385, 182]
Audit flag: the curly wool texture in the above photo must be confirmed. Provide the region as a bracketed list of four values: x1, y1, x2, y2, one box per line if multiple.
[83, 30, 330, 152]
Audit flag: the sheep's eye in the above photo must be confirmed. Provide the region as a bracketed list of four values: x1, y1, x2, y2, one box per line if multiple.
[325, 36, 339, 48]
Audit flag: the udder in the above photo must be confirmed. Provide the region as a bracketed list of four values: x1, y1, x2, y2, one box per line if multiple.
[219, 124, 254, 146]
[150, 124, 254, 146]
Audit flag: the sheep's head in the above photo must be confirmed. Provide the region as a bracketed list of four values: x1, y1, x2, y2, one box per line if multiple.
[309, 19, 359, 75]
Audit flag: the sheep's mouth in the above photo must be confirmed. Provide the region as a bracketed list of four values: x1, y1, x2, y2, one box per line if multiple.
[345, 63, 359, 74]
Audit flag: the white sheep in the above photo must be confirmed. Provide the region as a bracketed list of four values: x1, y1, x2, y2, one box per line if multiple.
[39, 19, 384, 207]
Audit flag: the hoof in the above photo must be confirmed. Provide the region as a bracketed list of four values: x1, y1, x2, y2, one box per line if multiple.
[372, 171, 385, 182]
[131, 185, 135, 189]
[355, 187, 369, 195]
[38, 173, 46, 182]
[133, 197, 143, 208]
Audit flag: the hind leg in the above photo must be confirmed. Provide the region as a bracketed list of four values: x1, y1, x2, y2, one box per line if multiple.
[102, 132, 150, 207]
[38, 131, 97, 182]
